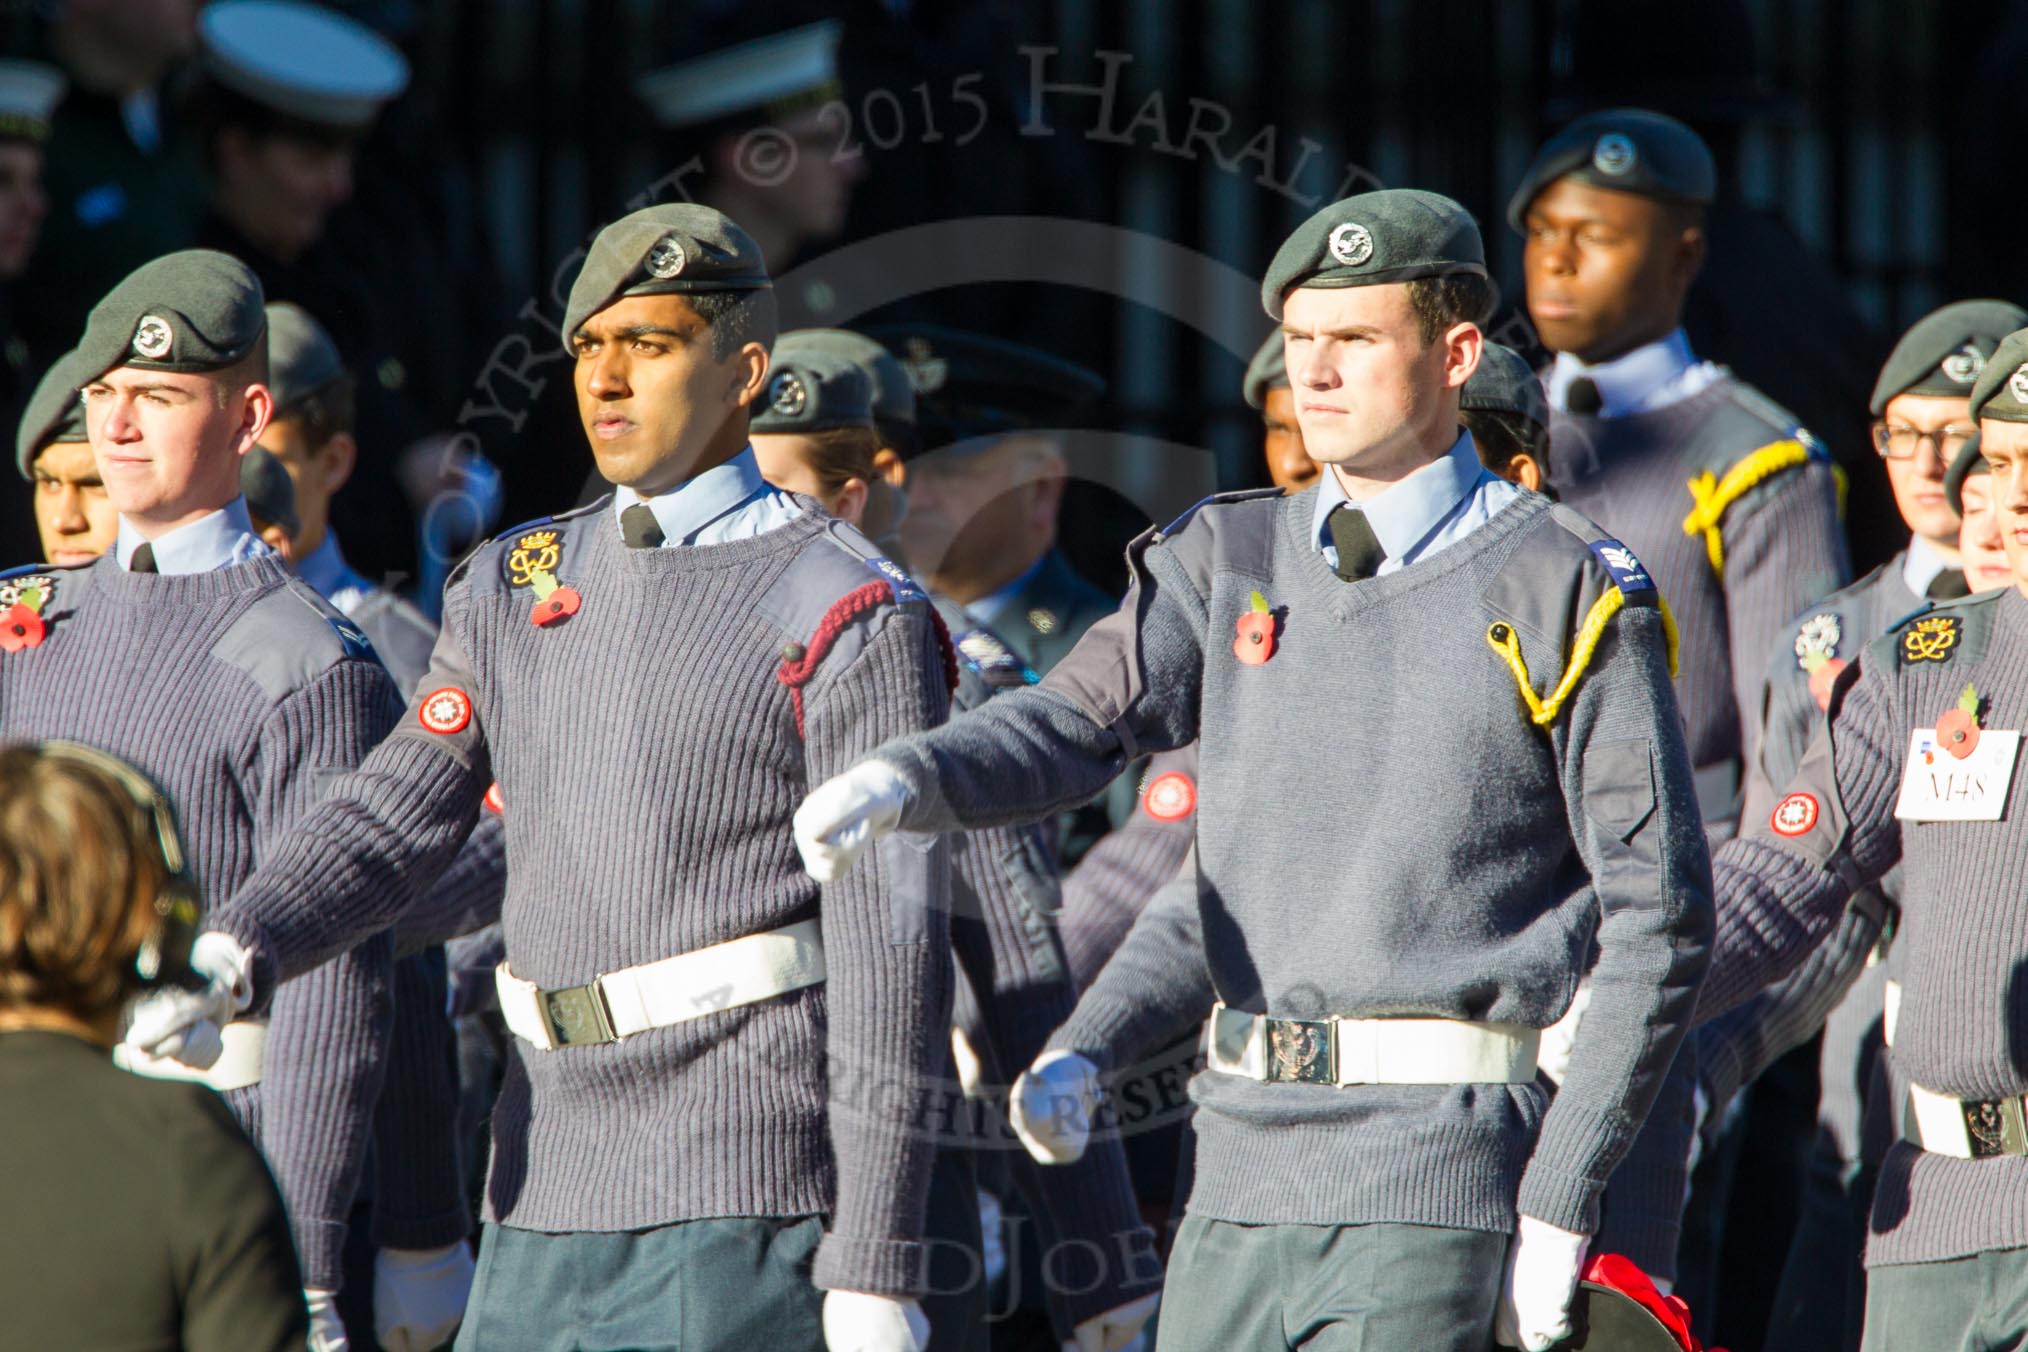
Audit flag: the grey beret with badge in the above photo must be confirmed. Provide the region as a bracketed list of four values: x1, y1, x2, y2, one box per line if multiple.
[1242, 330, 1287, 411]
[773, 329, 915, 429]
[562, 204, 773, 352]
[1968, 327, 2028, 425]
[1261, 188, 1487, 320]
[239, 445, 300, 537]
[1505, 107, 1716, 232]
[750, 352, 874, 436]
[1461, 341, 1551, 436]
[1869, 299, 2028, 416]
[74, 249, 267, 383]
[1946, 431, 1987, 519]
[264, 301, 346, 412]
[14, 348, 91, 480]
[198, 0, 409, 130]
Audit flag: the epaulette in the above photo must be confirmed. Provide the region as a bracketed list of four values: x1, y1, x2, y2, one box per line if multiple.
[1481, 505, 1680, 730]
[1681, 409, 1840, 579]
[1157, 486, 1284, 540]
[810, 518, 930, 604]
[212, 580, 382, 700]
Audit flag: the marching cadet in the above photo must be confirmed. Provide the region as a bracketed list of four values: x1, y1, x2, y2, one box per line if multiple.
[1245, 328, 1316, 493]
[1951, 435, 2010, 595]
[0, 250, 403, 1351]
[795, 189, 1714, 1352]
[255, 301, 487, 1352]
[1514, 107, 1848, 829]
[754, 336, 1160, 1352]
[239, 443, 300, 555]
[17, 347, 115, 568]
[1676, 325, 2028, 1350]
[127, 205, 958, 1352]
[1462, 342, 1555, 494]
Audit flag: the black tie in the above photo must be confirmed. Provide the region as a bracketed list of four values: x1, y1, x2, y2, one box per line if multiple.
[1928, 568, 1971, 601]
[1565, 377, 1603, 415]
[1327, 505, 1386, 582]
[620, 503, 666, 550]
[129, 543, 157, 574]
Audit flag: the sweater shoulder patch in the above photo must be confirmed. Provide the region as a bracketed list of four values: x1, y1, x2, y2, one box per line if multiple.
[213, 580, 382, 700]
[1157, 485, 1283, 538]
[755, 520, 927, 641]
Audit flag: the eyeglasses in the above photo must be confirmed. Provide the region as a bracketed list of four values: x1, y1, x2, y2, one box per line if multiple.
[1872, 422, 1977, 461]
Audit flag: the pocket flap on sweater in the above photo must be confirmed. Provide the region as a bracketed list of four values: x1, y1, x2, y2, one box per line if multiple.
[1583, 739, 1656, 841]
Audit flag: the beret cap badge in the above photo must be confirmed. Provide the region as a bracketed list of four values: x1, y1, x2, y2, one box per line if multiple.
[1328, 222, 1374, 267]
[769, 371, 808, 417]
[643, 235, 686, 280]
[1592, 133, 1638, 176]
[2011, 362, 2028, 405]
[131, 315, 173, 360]
[1943, 343, 1985, 386]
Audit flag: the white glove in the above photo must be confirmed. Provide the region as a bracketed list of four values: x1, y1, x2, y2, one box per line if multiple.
[821, 1290, 929, 1352]
[1536, 980, 1591, 1087]
[374, 1242, 474, 1351]
[121, 932, 253, 1067]
[1494, 1215, 1590, 1351]
[1066, 1293, 1160, 1351]
[1009, 1050, 1100, 1165]
[305, 1287, 348, 1352]
[794, 761, 909, 882]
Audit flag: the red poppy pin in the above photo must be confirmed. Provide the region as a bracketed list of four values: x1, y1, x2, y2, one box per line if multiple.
[0, 578, 53, 652]
[507, 529, 580, 627]
[1933, 683, 1983, 761]
[1234, 589, 1276, 665]
[529, 573, 582, 627]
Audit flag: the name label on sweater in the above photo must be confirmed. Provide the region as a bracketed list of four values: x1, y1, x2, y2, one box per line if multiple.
[1895, 728, 2020, 821]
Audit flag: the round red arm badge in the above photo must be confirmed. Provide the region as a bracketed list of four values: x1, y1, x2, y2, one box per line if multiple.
[1770, 791, 1819, 837]
[1144, 771, 1197, 822]
[418, 687, 473, 736]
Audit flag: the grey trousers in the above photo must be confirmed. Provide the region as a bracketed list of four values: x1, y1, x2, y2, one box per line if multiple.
[454, 1215, 826, 1352]
[1861, 1249, 2028, 1352]
[1156, 1215, 1509, 1352]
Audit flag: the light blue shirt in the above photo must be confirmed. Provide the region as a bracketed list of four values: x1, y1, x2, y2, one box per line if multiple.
[1901, 533, 1954, 598]
[1548, 328, 1724, 418]
[965, 556, 1046, 628]
[1312, 430, 1520, 575]
[296, 531, 375, 615]
[115, 497, 273, 574]
[611, 448, 800, 547]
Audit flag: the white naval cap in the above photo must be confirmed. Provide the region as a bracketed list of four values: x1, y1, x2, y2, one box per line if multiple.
[635, 19, 842, 129]
[0, 60, 66, 143]
[198, 0, 410, 131]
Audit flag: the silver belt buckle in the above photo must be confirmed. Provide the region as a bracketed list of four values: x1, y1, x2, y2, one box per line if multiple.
[1266, 1018, 1335, 1085]
[541, 981, 617, 1048]
[1962, 1096, 2028, 1158]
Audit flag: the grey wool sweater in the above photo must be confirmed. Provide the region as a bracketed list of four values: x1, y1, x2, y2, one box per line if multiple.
[1697, 585, 2028, 1265]
[0, 552, 402, 1290]
[872, 487, 1714, 1237]
[208, 503, 956, 1297]
[1549, 376, 1848, 815]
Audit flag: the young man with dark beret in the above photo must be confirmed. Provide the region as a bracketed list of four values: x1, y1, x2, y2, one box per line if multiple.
[1676, 325, 2028, 1349]
[16, 347, 116, 568]
[129, 205, 960, 1352]
[0, 250, 406, 1352]
[796, 188, 1714, 1352]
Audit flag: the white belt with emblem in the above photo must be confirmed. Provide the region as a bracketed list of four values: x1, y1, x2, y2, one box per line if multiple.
[496, 919, 826, 1052]
[1204, 1001, 1539, 1086]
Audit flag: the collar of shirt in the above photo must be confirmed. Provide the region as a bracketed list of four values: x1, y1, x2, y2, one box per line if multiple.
[116, 498, 272, 574]
[1311, 430, 1517, 573]
[965, 555, 1048, 628]
[611, 447, 798, 547]
[1901, 534, 1954, 598]
[296, 532, 374, 609]
[1548, 328, 1723, 418]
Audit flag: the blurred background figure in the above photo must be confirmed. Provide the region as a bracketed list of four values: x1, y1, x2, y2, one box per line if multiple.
[0, 739, 306, 1352]
[15, 347, 108, 566]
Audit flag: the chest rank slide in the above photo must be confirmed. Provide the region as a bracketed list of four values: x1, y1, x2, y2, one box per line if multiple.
[1901, 613, 1960, 666]
[507, 529, 582, 628]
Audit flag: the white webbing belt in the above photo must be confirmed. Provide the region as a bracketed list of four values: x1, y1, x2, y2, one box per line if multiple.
[114, 1019, 268, 1091]
[1205, 1001, 1539, 1085]
[497, 919, 825, 1052]
[1883, 978, 1902, 1048]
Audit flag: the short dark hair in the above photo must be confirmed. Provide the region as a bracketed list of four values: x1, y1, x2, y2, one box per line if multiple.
[1404, 273, 1494, 347]
[276, 374, 357, 449]
[185, 80, 359, 171]
[1461, 407, 1552, 480]
[795, 425, 881, 496]
[689, 288, 780, 362]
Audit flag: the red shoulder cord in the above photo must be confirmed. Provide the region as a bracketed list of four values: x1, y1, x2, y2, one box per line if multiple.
[776, 581, 959, 737]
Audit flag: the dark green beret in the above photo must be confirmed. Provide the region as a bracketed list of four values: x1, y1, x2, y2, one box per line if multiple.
[1969, 327, 2028, 425]
[1460, 342, 1549, 435]
[749, 353, 874, 435]
[1505, 108, 1716, 232]
[14, 348, 91, 480]
[1946, 430, 1987, 519]
[75, 250, 266, 383]
[562, 204, 771, 351]
[1870, 300, 2028, 416]
[773, 329, 915, 427]
[264, 301, 346, 413]
[1261, 189, 1486, 320]
[865, 324, 1104, 453]
[1242, 331, 1287, 410]
[239, 445, 299, 538]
